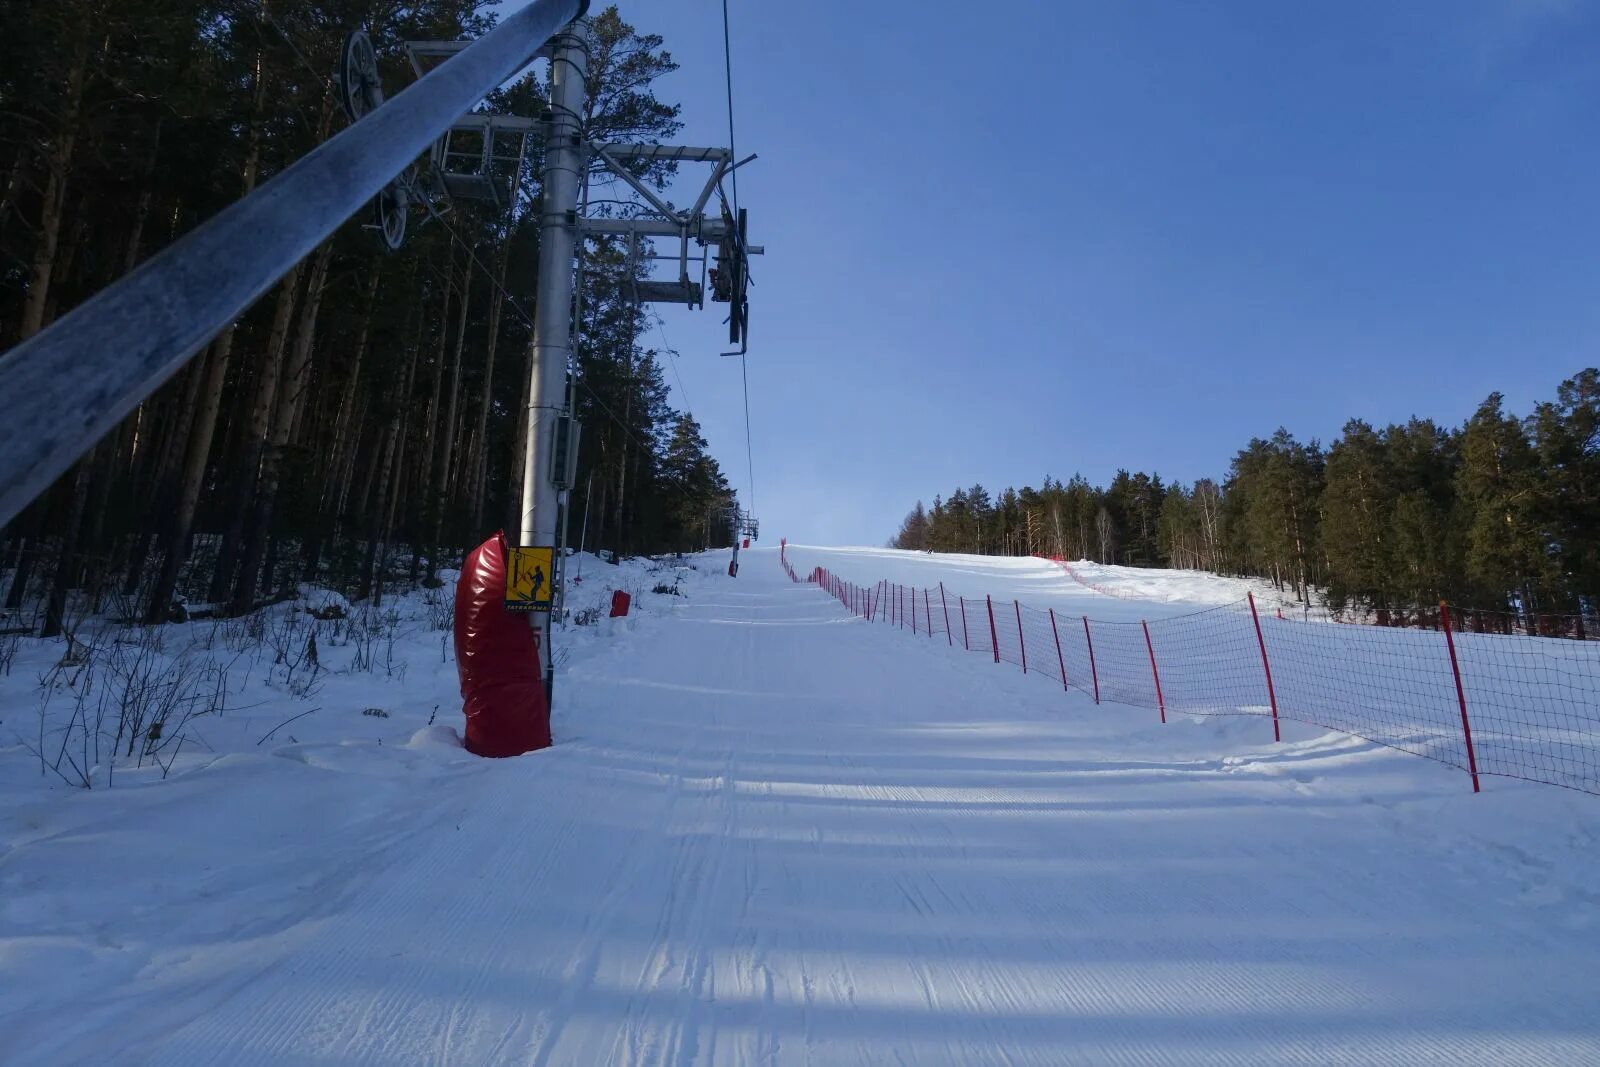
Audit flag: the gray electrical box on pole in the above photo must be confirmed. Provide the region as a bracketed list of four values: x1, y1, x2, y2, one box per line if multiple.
[519, 19, 590, 697]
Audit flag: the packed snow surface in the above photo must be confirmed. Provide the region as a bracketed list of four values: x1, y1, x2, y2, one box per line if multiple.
[786, 545, 1316, 621]
[2, 547, 1598, 1064]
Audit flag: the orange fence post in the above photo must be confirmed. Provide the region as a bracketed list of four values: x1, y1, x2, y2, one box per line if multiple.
[1440, 601, 1482, 793]
[1015, 599, 1027, 673]
[1247, 592, 1282, 742]
[940, 583, 952, 645]
[1142, 620, 1166, 724]
[1049, 608, 1068, 691]
[1082, 616, 1099, 704]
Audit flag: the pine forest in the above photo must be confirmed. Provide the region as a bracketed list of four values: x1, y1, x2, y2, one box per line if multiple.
[0, 2, 738, 636]
[890, 372, 1600, 627]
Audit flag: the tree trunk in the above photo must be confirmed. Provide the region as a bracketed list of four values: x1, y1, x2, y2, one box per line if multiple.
[368, 309, 424, 604]
[148, 54, 270, 621]
[613, 352, 633, 560]
[470, 237, 511, 532]
[412, 251, 454, 581]
[428, 253, 471, 579]
[233, 241, 334, 611]
[207, 265, 302, 605]
[311, 267, 381, 578]
[19, 30, 89, 342]
[39, 456, 93, 638]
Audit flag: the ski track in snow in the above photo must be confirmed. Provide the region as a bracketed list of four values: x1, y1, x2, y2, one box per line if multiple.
[5, 547, 1600, 1064]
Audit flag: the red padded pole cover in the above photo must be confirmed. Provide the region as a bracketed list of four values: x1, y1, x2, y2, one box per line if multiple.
[454, 531, 551, 758]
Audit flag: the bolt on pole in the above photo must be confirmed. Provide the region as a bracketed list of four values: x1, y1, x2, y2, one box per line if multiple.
[520, 18, 589, 698]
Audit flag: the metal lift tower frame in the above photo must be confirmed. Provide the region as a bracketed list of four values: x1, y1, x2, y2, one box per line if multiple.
[518, 22, 761, 696]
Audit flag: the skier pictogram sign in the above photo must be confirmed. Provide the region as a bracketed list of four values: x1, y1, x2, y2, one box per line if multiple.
[505, 546, 555, 612]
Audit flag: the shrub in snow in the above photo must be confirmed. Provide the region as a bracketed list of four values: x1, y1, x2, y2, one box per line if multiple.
[422, 588, 453, 632]
[298, 585, 352, 620]
[0, 629, 18, 676]
[24, 626, 233, 787]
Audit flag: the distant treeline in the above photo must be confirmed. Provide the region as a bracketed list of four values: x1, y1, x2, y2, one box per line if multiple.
[891, 371, 1599, 618]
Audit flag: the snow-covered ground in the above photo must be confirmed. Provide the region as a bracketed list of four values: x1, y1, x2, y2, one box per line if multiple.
[3, 546, 1598, 1064]
[781, 545, 1314, 623]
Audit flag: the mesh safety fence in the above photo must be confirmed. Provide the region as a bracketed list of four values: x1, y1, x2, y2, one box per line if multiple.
[1448, 607, 1600, 793]
[780, 545, 1600, 796]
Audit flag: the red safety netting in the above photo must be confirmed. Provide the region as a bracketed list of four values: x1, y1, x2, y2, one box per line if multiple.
[777, 544, 1600, 796]
[1447, 606, 1600, 795]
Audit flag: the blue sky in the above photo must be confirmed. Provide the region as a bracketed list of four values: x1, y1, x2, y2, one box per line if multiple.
[516, 0, 1600, 546]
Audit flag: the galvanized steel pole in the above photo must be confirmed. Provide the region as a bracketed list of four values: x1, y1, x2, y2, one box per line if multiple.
[0, 0, 587, 528]
[519, 19, 588, 690]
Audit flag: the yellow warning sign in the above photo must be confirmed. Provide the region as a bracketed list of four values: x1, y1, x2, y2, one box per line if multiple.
[505, 546, 555, 612]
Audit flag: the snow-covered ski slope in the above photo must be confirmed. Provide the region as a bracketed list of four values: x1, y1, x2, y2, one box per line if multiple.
[783, 545, 1303, 621]
[5, 547, 1600, 1064]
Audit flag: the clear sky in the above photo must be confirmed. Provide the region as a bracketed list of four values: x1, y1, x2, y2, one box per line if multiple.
[515, 0, 1600, 546]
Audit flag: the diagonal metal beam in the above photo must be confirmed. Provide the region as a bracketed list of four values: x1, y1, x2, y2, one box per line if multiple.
[590, 142, 683, 224]
[0, 0, 586, 528]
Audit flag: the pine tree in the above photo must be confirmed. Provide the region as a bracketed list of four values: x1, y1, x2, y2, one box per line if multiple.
[1456, 394, 1548, 611]
[891, 502, 931, 550]
[1528, 370, 1600, 609]
[1320, 419, 1394, 614]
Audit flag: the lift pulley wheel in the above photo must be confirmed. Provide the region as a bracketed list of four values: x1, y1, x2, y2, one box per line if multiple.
[340, 31, 385, 123]
[372, 176, 408, 252]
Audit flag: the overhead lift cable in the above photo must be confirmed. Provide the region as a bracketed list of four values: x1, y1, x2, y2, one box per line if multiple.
[722, 0, 757, 517]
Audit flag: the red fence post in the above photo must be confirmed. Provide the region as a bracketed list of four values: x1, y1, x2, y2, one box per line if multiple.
[1142, 620, 1166, 724]
[924, 588, 933, 636]
[1049, 608, 1068, 692]
[960, 597, 970, 650]
[939, 583, 952, 645]
[986, 595, 1000, 664]
[1247, 592, 1282, 743]
[1440, 601, 1482, 794]
[1082, 616, 1099, 704]
[1015, 600, 1027, 673]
